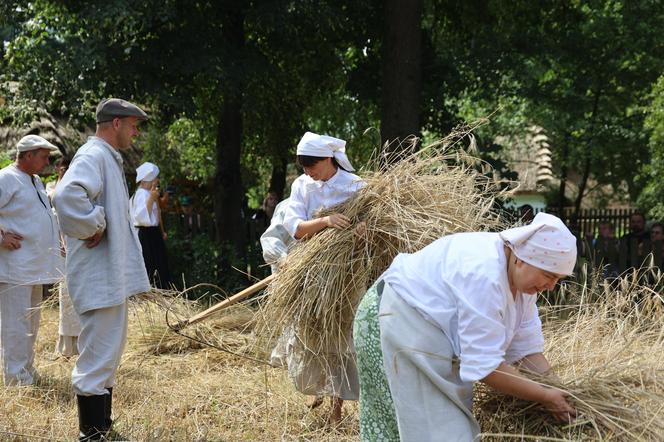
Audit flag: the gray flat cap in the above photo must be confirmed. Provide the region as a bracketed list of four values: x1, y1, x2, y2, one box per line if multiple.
[17, 134, 59, 153]
[96, 98, 149, 123]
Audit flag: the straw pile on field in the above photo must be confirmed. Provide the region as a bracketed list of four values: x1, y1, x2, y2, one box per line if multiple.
[257, 127, 508, 371]
[477, 267, 664, 440]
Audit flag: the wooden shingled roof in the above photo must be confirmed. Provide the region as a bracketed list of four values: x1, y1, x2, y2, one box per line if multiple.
[0, 108, 145, 174]
[496, 125, 554, 193]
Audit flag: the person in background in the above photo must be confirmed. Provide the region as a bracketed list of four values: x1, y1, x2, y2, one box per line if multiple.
[0, 135, 63, 386]
[46, 156, 81, 358]
[252, 190, 279, 237]
[650, 222, 664, 267]
[519, 204, 535, 223]
[620, 212, 650, 270]
[46, 157, 70, 197]
[281, 131, 365, 425]
[53, 98, 151, 440]
[160, 185, 176, 213]
[592, 221, 620, 278]
[353, 213, 577, 441]
[130, 162, 171, 289]
[650, 222, 663, 243]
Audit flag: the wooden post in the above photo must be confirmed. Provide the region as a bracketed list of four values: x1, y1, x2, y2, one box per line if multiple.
[173, 274, 275, 330]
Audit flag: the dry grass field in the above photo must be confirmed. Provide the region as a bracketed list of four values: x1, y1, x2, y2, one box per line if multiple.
[0, 299, 360, 441]
[3, 269, 664, 441]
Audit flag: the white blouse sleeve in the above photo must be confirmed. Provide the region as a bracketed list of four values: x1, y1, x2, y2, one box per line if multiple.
[282, 178, 308, 237]
[52, 153, 107, 240]
[260, 198, 293, 265]
[505, 295, 545, 363]
[456, 279, 509, 383]
[130, 189, 156, 226]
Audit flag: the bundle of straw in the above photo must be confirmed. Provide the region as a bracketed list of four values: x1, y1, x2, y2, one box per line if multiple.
[476, 268, 664, 440]
[258, 127, 508, 367]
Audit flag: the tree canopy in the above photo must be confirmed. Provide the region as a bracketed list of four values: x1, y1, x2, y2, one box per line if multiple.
[2, 0, 663, 284]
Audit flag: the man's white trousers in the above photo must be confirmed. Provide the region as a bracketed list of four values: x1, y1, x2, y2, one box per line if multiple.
[72, 301, 128, 396]
[0, 283, 42, 386]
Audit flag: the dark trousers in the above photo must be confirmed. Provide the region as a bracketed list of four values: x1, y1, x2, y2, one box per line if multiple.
[137, 226, 171, 289]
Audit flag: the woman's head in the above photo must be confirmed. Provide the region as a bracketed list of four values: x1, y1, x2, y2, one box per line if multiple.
[296, 132, 355, 178]
[262, 190, 279, 212]
[509, 256, 565, 294]
[296, 155, 342, 181]
[501, 212, 577, 293]
[55, 157, 70, 179]
[136, 162, 160, 184]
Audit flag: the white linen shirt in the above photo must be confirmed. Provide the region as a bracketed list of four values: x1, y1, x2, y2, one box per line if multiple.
[130, 188, 158, 227]
[282, 169, 364, 237]
[52, 136, 150, 314]
[0, 164, 63, 285]
[382, 232, 545, 383]
[260, 198, 295, 273]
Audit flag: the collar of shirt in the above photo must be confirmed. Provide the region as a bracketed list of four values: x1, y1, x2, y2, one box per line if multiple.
[9, 163, 33, 182]
[89, 136, 124, 166]
[312, 168, 344, 189]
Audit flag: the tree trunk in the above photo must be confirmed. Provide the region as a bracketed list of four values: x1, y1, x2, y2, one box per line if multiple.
[573, 155, 592, 218]
[214, 6, 246, 262]
[557, 135, 570, 215]
[380, 0, 423, 158]
[269, 157, 287, 201]
[573, 87, 602, 219]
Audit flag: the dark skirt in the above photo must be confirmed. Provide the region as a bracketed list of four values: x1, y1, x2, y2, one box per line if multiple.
[137, 226, 171, 289]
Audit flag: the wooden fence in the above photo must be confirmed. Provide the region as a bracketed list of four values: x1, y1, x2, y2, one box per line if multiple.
[530, 207, 639, 238]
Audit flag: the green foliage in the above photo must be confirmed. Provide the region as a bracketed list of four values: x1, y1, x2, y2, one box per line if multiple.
[142, 117, 215, 185]
[0, 156, 13, 169]
[166, 229, 220, 292]
[515, 1, 662, 202]
[638, 76, 664, 219]
[2, 0, 663, 244]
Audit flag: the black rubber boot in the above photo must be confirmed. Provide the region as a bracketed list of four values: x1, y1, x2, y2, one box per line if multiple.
[77, 395, 107, 441]
[104, 388, 113, 431]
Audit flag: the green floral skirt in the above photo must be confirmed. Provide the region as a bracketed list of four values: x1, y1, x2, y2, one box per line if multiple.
[353, 280, 400, 441]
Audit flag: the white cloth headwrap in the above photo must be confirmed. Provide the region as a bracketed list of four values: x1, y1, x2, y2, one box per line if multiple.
[136, 162, 159, 183]
[499, 212, 577, 275]
[296, 131, 355, 172]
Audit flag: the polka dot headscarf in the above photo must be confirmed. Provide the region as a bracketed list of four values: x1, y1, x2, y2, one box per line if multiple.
[499, 212, 577, 275]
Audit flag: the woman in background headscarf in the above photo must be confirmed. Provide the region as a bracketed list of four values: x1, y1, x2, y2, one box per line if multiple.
[353, 213, 578, 441]
[278, 131, 365, 425]
[130, 162, 170, 289]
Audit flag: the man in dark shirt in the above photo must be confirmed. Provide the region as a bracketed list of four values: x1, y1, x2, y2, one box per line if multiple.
[620, 212, 650, 271]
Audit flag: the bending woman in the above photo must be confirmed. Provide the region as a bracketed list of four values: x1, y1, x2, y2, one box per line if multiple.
[281, 131, 365, 424]
[353, 212, 577, 441]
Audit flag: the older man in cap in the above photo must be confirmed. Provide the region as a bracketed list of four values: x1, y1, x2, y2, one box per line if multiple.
[0, 135, 63, 386]
[53, 98, 150, 440]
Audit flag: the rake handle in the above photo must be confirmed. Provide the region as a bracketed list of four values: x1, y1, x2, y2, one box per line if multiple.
[173, 274, 275, 330]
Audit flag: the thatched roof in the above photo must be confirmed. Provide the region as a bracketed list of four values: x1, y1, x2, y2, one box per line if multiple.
[0, 109, 88, 159]
[0, 108, 144, 173]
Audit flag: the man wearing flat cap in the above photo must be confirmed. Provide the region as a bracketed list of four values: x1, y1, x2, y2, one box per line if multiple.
[53, 98, 150, 440]
[0, 135, 63, 386]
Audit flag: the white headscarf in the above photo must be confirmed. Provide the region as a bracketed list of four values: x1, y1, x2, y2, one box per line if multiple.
[499, 212, 577, 275]
[136, 162, 159, 183]
[296, 131, 355, 172]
